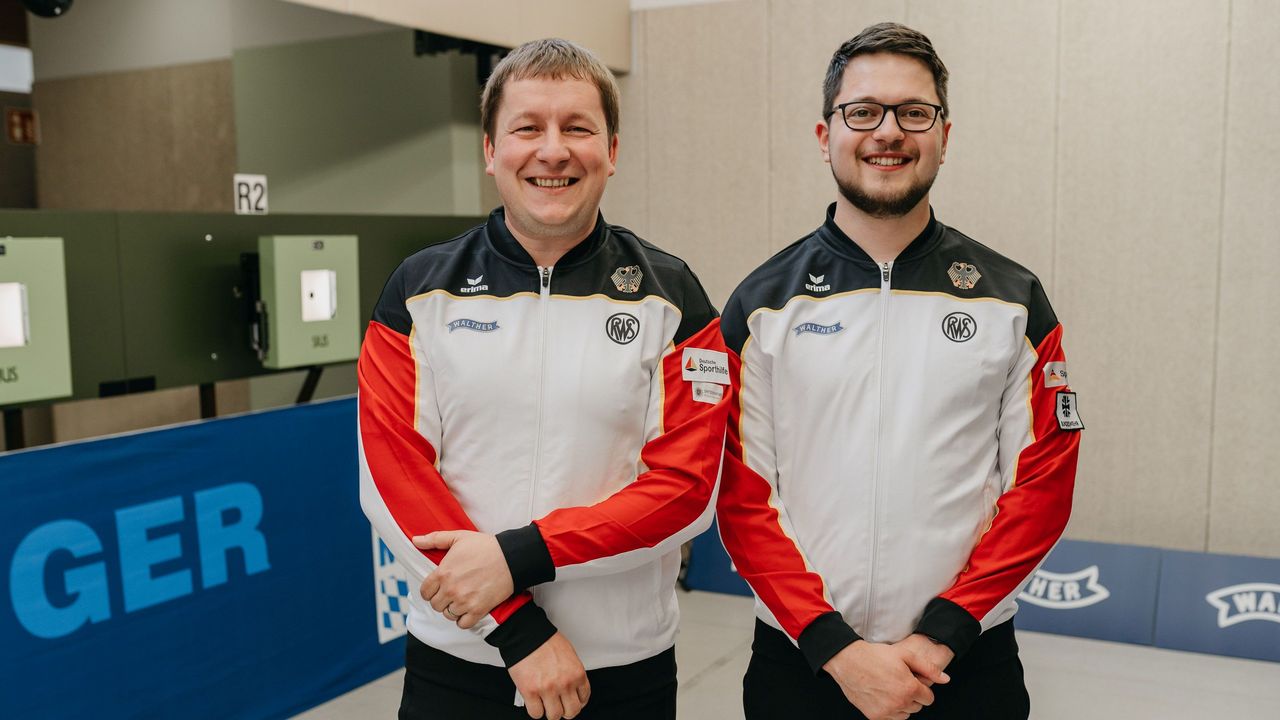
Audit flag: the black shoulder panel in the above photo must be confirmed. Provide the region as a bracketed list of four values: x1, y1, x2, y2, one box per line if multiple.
[722, 229, 883, 353]
[550, 224, 719, 345]
[891, 224, 1060, 347]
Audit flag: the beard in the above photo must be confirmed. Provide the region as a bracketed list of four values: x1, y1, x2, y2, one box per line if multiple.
[833, 163, 937, 219]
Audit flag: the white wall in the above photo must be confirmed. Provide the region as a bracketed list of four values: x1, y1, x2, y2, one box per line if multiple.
[604, 0, 1280, 557]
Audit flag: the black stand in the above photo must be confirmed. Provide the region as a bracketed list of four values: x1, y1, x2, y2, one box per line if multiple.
[199, 383, 217, 419]
[296, 366, 324, 404]
[3, 407, 24, 451]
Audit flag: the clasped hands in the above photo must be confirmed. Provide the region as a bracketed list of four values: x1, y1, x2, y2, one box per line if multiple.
[413, 530, 513, 628]
[822, 633, 955, 720]
[413, 530, 590, 720]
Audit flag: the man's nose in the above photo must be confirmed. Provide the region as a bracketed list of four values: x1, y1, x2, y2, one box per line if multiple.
[871, 111, 906, 144]
[535, 129, 571, 163]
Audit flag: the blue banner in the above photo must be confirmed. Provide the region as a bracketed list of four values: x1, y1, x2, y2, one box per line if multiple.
[686, 529, 1279, 665]
[1154, 550, 1280, 663]
[1, 398, 403, 719]
[1013, 539, 1161, 645]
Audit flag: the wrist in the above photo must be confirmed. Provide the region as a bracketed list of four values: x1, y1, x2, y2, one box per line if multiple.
[495, 523, 555, 592]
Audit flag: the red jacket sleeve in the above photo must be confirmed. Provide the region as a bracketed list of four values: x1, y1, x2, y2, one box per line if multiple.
[915, 323, 1081, 656]
[358, 319, 554, 664]
[495, 320, 731, 588]
[716, 335, 861, 673]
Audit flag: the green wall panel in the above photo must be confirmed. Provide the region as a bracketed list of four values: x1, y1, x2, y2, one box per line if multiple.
[0, 210, 483, 400]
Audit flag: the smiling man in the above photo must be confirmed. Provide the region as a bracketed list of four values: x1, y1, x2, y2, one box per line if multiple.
[358, 39, 729, 720]
[716, 23, 1082, 719]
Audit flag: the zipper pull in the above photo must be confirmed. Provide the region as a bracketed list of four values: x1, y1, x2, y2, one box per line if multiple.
[540, 267, 550, 289]
[881, 262, 891, 283]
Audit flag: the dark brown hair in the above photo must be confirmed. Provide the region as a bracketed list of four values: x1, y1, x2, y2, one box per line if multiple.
[822, 23, 950, 120]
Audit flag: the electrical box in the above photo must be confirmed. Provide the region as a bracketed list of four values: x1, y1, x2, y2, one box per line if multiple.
[259, 235, 359, 370]
[0, 237, 72, 405]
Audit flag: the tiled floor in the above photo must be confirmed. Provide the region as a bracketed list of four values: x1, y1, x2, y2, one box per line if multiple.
[295, 591, 1280, 719]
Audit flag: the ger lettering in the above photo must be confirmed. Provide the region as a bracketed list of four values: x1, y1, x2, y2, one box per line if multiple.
[7, 482, 271, 639]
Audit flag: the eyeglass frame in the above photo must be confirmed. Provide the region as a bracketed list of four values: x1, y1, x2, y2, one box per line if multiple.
[826, 101, 945, 133]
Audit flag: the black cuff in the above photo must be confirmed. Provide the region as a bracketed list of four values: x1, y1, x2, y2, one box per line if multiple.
[797, 611, 862, 674]
[484, 602, 558, 668]
[495, 523, 556, 593]
[915, 597, 982, 660]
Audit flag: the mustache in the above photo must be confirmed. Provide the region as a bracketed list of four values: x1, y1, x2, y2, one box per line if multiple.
[859, 142, 915, 157]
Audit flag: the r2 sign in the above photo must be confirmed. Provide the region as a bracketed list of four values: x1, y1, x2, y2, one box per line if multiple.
[234, 174, 268, 215]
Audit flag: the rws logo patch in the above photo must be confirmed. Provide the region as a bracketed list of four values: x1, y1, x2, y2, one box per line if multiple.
[1019, 566, 1110, 609]
[941, 312, 976, 343]
[1206, 583, 1280, 628]
[605, 313, 639, 345]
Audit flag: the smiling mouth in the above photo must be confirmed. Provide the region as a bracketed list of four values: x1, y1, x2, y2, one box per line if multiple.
[529, 177, 578, 188]
[865, 156, 909, 167]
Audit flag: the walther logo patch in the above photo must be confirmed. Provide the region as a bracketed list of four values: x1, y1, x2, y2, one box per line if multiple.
[1206, 583, 1280, 628]
[793, 322, 843, 337]
[1019, 566, 1110, 609]
[446, 319, 499, 333]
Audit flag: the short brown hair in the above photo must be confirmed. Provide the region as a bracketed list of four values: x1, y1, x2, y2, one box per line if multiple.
[480, 38, 621, 141]
[822, 23, 950, 121]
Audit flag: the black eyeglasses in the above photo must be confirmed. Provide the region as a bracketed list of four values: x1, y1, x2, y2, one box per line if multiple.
[827, 101, 944, 132]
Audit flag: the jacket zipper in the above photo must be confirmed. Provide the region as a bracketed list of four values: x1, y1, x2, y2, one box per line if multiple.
[863, 260, 892, 635]
[528, 266, 553, 521]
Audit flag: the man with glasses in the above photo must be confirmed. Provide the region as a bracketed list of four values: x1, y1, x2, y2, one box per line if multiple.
[716, 23, 1081, 719]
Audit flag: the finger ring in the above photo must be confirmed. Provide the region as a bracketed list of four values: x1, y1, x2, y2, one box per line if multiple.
[444, 605, 460, 621]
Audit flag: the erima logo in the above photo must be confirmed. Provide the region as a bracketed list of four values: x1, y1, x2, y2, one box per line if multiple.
[805, 273, 830, 293]
[459, 275, 489, 294]
[1019, 566, 1110, 609]
[1206, 583, 1280, 628]
[794, 322, 843, 337]
[447, 319, 499, 333]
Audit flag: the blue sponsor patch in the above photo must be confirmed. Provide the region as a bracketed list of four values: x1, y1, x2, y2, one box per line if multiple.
[793, 321, 843, 337]
[446, 319, 500, 333]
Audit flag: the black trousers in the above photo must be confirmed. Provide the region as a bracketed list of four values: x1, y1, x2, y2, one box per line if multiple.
[399, 633, 677, 720]
[743, 619, 1030, 720]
